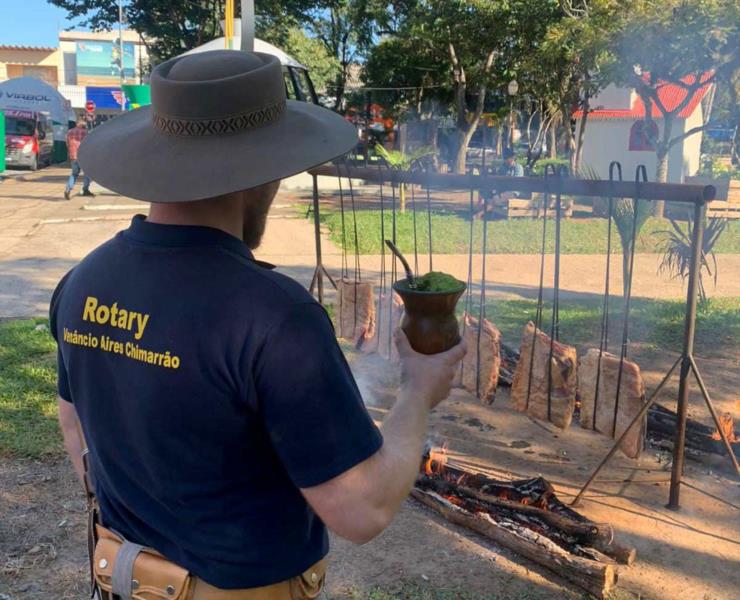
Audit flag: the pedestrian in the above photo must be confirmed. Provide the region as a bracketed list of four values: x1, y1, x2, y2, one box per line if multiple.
[51, 50, 465, 599]
[474, 148, 525, 219]
[499, 147, 524, 178]
[64, 118, 94, 200]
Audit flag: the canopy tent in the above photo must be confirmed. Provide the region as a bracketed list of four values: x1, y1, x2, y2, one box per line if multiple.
[0, 77, 76, 155]
[0, 77, 76, 128]
[183, 23, 306, 70]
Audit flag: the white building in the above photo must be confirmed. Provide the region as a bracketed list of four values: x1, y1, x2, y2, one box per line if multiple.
[575, 77, 712, 183]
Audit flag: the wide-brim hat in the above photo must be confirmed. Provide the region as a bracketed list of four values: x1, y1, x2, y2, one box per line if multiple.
[79, 50, 357, 203]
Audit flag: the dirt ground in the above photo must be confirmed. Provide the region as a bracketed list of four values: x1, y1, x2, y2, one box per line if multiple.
[2, 349, 738, 600]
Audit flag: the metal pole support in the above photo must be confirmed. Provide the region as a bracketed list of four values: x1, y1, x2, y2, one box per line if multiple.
[667, 200, 705, 510]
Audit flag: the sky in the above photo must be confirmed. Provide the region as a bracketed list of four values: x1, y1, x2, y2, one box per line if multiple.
[0, 0, 81, 47]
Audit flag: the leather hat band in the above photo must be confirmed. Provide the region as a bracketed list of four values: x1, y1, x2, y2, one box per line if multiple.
[153, 99, 286, 136]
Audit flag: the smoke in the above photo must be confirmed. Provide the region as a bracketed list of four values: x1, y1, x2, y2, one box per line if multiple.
[349, 351, 400, 409]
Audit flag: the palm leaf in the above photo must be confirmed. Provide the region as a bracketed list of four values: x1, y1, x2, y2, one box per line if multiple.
[656, 216, 727, 302]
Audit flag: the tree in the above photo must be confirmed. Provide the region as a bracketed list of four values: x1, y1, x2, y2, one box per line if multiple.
[374, 143, 434, 211]
[397, 0, 558, 174]
[301, 1, 374, 110]
[48, 0, 317, 64]
[611, 0, 740, 215]
[521, 0, 623, 175]
[281, 28, 340, 94]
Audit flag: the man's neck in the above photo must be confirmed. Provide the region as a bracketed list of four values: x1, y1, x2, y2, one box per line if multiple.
[147, 198, 244, 240]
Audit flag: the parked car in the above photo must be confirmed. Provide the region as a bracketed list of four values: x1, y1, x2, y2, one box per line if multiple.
[3, 109, 54, 170]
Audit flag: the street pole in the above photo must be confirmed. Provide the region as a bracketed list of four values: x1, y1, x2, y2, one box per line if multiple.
[225, 0, 234, 49]
[507, 79, 519, 154]
[118, 0, 125, 112]
[241, 0, 255, 52]
[509, 99, 514, 151]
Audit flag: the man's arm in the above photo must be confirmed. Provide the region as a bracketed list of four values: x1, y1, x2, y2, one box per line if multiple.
[301, 331, 465, 544]
[58, 398, 86, 488]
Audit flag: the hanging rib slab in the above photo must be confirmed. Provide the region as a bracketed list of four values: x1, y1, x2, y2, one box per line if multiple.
[511, 322, 577, 429]
[578, 349, 647, 459]
[335, 279, 376, 349]
[457, 312, 501, 404]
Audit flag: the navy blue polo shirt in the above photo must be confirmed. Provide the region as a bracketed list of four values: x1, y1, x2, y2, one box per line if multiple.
[50, 215, 383, 589]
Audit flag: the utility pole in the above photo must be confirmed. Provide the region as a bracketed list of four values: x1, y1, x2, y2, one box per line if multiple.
[118, 0, 125, 111]
[241, 0, 255, 52]
[225, 0, 234, 49]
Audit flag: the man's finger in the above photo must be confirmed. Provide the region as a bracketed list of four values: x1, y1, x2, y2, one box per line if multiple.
[394, 328, 413, 355]
[439, 339, 467, 364]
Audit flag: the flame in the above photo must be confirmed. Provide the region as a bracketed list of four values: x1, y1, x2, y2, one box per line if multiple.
[424, 444, 449, 476]
[711, 413, 736, 443]
[444, 494, 465, 508]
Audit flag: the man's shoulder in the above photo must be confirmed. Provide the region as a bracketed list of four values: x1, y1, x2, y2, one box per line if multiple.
[220, 251, 316, 308]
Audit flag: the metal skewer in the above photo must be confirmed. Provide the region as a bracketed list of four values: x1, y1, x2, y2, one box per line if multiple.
[385, 240, 417, 289]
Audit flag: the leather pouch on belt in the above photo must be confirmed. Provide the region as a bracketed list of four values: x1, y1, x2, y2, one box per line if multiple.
[94, 525, 192, 600]
[289, 559, 326, 600]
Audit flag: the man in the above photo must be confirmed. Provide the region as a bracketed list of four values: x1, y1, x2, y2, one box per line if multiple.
[51, 50, 465, 598]
[474, 149, 525, 219]
[64, 119, 94, 200]
[499, 148, 524, 178]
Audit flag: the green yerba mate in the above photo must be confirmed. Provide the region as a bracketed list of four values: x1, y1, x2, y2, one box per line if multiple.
[413, 271, 465, 292]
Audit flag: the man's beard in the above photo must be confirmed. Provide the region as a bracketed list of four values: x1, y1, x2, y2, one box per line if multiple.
[242, 214, 268, 250]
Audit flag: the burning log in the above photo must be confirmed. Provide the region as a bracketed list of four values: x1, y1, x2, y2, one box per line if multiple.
[647, 404, 740, 460]
[410, 489, 617, 598]
[578, 349, 647, 459]
[336, 279, 375, 348]
[413, 449, 635, 598]
[511, 322, 577, 428]
[457, 313, 501, 404]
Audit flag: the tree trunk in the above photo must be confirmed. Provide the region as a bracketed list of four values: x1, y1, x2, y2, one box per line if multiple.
[574, 95, 590, 176]
[455, 127, 472, 173]
[399, 183, 406, 213]
[332, 70, 346, 112]
[549, 119, 557, 159]
[653, 115, 674, 218]
[429, 121, 440, 172]
[497, 126, 504, 157]
[561, 104, 577, 173]
[566, 130, 577, 174]
[622, 247, 631, 299]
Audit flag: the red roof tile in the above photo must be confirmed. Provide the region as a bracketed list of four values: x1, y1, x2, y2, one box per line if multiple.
[576, 73, 712, 120]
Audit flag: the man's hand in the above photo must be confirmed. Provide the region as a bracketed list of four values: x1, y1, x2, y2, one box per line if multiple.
[301, 329, 466, 544]
[396, 329, 467, 409]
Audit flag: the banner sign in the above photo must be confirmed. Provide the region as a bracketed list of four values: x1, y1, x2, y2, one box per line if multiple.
[121, 84, 151, 109]
[76, 41, 135, 86]
[85, 86, 129, 111]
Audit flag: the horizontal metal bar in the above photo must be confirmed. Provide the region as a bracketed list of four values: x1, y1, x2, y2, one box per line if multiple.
[311, 164, 715, 204]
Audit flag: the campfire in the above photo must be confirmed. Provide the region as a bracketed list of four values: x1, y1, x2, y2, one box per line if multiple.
[412, 447, 636, 599]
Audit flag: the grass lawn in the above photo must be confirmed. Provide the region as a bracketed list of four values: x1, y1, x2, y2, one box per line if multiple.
[2, 298, 736, 457]
[314, 209, 740, 256]
[0, 318, 61, 458]
[471, 296, 740, 357]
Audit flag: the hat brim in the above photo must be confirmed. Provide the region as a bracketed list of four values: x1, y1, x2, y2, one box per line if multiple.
[78, 100, 357, 203]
